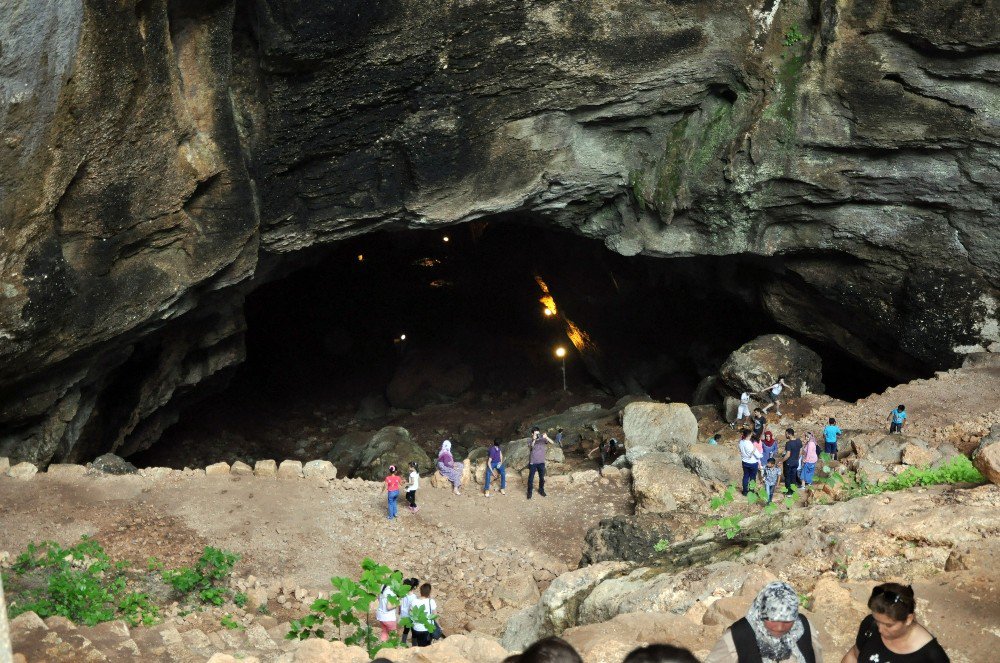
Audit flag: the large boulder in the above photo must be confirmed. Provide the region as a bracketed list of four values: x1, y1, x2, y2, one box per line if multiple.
[865, 435, 939, 467]
[972, 425, 1000, 486]
[622, 402, 698, 463]
[354, 427, 431, 481]
[325, 430, 376, 477]
[386, 351, 473, 409]
[682, 445, 743, 486]
[630, 453, 710, 513]
[717, 334, 824, 397]
[579, 515, 674, 566]
[90, 453, 137, 475]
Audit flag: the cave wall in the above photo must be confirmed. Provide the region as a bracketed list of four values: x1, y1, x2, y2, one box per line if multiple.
[0, 0, 997, 464]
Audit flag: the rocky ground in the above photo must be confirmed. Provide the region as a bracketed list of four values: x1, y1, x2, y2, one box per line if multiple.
[3, 356, 1000, 662]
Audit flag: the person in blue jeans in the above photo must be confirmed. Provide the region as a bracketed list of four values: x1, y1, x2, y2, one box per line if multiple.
[483, 438, 506, 497]
[739, 431, 762, 496]
[763, 457, 780, 504]
[526, 427, 553, 499]
[888, 404, 908, 434]
[382, 465, 402, 520]
[823, 417, 842, 456]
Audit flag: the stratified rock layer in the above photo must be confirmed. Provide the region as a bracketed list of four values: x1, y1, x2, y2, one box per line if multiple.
[1, 0, 998, 464]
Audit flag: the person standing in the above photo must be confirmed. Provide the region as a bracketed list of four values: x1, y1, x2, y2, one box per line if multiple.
[752, 408, 767, 439]
[706, 581, 823, 662]
[399, 577, 419, 644]
[731, 392, 752, 429]
[888, 405, 908, 434]
[484, 438, 506, 497]
[761, 430, 779, 467]
[375, 581, 399, 642]
[739, 430, 762, 496]
[405, 462, 420, 513]
[840, 583, 948, 663]
[763, 458, 780, 504]
[823, 418, 842, 457]
[526, 427, 553, 499]
[781, 428, 803, 495]
[800, 432, 819, 488]
[409, 583, 438, 647]
[555, 427, 565, 448]
[760, 376, 790, 416]
[382, 465, 402, 520]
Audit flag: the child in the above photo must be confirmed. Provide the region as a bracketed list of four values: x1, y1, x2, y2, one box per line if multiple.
[731, 391, 752, 428]
[823, 417, 842, 456]
[406, 461, 420, 512]
[763, 457, 780, 504]
[383, 465, 402, 520]
[801, 432, 819, 487]
[484, 438, 506, 496]
[410, 583, 438, 647]
[399, 577, 419, 644]
[888, 404, 907, 434]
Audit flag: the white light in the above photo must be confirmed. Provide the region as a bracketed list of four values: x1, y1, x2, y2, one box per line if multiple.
[543, 308, 553, 317]
[400, 334, 407, 341]
[442, 236, 450, 243]
[554, 346, 567, 359]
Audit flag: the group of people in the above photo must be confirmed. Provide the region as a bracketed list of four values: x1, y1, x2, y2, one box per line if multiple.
[375, 578, 440, 646]
[737, 421, 839, 501]
[404, 581, 945, 663]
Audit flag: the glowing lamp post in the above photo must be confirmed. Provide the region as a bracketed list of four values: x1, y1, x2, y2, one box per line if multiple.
[554, 346, 567, 391]
[543, 308, 553, 317]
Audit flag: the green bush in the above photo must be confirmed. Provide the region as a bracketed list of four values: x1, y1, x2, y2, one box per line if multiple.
[850, 455, 984, 496]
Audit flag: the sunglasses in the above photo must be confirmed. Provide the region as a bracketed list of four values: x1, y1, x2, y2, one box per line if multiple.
[871, 586, 908, 605]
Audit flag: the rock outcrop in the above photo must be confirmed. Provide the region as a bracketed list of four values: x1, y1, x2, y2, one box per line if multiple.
[2, 0, 998, 464]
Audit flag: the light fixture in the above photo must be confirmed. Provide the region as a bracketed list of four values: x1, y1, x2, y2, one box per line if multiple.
[442, 236, 450, 243]
[357, 254, 364, 262]
[554, 346, 567, 391]
[543, 308, 553, 317]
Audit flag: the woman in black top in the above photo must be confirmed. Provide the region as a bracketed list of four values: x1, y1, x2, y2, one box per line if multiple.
[841, 583, 949, 663]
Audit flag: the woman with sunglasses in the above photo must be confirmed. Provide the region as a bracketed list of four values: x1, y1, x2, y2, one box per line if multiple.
[841, 583, 949, 662]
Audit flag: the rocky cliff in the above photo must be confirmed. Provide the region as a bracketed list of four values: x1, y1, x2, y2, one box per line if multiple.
[1, 0, 997, 464]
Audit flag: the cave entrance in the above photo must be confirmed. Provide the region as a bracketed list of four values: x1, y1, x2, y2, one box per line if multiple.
[132, 221, 894, 469]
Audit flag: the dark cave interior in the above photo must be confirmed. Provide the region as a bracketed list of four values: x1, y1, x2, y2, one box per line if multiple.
[134, 221, 897, 466]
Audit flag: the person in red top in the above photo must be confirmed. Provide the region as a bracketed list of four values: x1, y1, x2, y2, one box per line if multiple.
[383, 465, 402, 520]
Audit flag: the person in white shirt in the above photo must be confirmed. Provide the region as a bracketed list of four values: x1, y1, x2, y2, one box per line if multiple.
[375, 582, 398, 642]
[406, 462, 420, 513]
[760, 376, 789, 416]
[731, 391, 752, 428]
[738, 430, 762, 496]
[409, 582, 438, 647]
[398, 577, 419, 644]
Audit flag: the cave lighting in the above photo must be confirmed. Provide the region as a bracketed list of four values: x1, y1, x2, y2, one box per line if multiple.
[400, 334, 407, 341]
[543, 308, 553, 317]
[554, 346, 566, 358]
[357, 254, 364, 262]
[442, 235, 450, 243]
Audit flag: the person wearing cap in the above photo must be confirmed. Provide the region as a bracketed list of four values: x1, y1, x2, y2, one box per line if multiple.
[382, 464, 402, 520]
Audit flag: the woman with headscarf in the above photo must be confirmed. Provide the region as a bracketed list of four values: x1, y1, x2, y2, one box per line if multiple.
[706, 581, 824, 663]
[437, 439, 464, 495]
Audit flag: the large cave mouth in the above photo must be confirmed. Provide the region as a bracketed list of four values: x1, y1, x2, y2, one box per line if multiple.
[133, 221, 896, 468]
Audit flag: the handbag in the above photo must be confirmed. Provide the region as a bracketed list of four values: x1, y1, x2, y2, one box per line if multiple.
[431, 622, 444, 640]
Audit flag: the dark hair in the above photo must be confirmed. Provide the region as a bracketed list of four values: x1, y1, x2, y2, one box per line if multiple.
[785, 427, 795, 436]
[493, 438, 502, 446]
[531, 426, 540, 434]
[750, 433, 760, 442]
[778, 375, 786, 381]
[388, 465, 397, 474]
[503, 636, 583, 663]
[623, 644, 699, 663]
[898, 404, 905, 411]
[420, 582, 432, 597]
[404, 577, 419, 589]
[868, 583, 915, 621]
[409, 461, 418, 470]
[767, 457, 776, 464]
[754, 407, 762, 414]
[829, 417, 836, 424]
[740, 430, 749, 439]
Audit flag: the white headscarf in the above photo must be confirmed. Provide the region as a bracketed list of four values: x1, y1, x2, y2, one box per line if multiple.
[439, 439, 452, 456]
[745, 581, 806, 663]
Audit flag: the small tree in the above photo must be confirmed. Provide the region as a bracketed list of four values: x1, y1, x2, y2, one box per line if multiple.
[287, 558, 436, 657]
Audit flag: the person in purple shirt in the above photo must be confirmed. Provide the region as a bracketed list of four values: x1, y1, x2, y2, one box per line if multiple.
[483, 438, 506, 497]
[526, 426, 553, 499]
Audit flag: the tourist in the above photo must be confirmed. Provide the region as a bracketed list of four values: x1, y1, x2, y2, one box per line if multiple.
[823, 417, 842, 457]
[437, 439, 464, 495]
[587, 437, 617, 475]
[399, 577, 419, 644]
[739, 430, 762, 496]
[484, 438, 506, 497]
[752, 408, 767, 439]
[405, 461, 420, 513]
[555, 427, 565, 447]
[781, 428, 803, 494]
[375, 578, 399, 642]
[840, 583, 949, 663]
[706, 580, 823, 662]
[731, 391, 752, 429]
[526, 426, 553, 499]
[763, 457, 780, 504]
[751, 433, 764, 467]
[761, 430, 779, 466]
[801, 432, 819, 488]
[624, 644, 699, 663]
[382, 465, 402, 520]
[760, 376, 790, 416]
[888, 404, 908, 434]
[502, 636, 583, 663]
[409, 582, 438, 647]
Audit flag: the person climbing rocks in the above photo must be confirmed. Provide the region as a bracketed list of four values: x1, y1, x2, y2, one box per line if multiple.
[555, 427, 564, 448]
[823, 417, 842, 457]
[731, 391, 752, 428]
[484, 438, 506, 497]
[406, 461, 420, 512]
[382, 465, 401, 520]
[526, 426, 553, 499]
[888, 404, 908, 434]
[437, 439, 464, 495]
[761, 376, 790, 416]
[706, 580, 823, 662]
[781, 428, 803, 495]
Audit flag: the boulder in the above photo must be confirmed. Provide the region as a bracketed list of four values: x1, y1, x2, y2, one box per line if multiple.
[563, 611, 723, 663]
[530, 404, 614, 448]
[7, 462, 38, 479]
[0, 457, 8, 474]
[286, 638, 369, 662]
[682, 445, 743, 486]
[277, 460, 303, 479]
[630, 454, 709, 513]
[866, 435, 931, 466]
[972, 426, 1000, 486]
[90, 453, 137, 475]
[691, 375, 720, 405]
[579, 515, 674, 566]
[325, 430, 374, 476]
[205, 461, 230, 476]
[354, 427, 431, 481]
[254, 459, 277, 477]
[386, 350, 473, 409]
[303, 460, 337, 480]
[230, 461, 253, 476]
[717, 334, 824, 397]
[430, 460, 472, 489]
[622, 402, 698, 463]
[492, 574, 540, 607]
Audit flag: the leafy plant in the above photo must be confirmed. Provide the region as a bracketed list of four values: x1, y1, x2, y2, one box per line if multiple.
[221, 613, 242, 630]
[705, 514, 745, 539]
[287, 559, 436, 657]
[783, 24, 805, 47]
[234, 592, 248, 608]
[161, 547, 240, 608]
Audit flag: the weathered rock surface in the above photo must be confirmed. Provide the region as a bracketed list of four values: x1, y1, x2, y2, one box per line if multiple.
[579, 514, 674, 567]
[718, 334, 824, 398]
[972, 425, 1000, 486]
[623, 402, 698, 463]
[2, 0, 998, 464]
[354, 427, 432, 482]
[630, 453, 710, 513]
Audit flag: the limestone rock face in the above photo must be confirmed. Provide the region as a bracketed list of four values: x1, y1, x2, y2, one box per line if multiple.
[972, 426, 1000, 486]
[630, 453, 710, 513]
[579, 514, 674, 567]
[623, 402, 698, 463]
[2, 0, 999, 464]
[718, 334, 824, 398]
